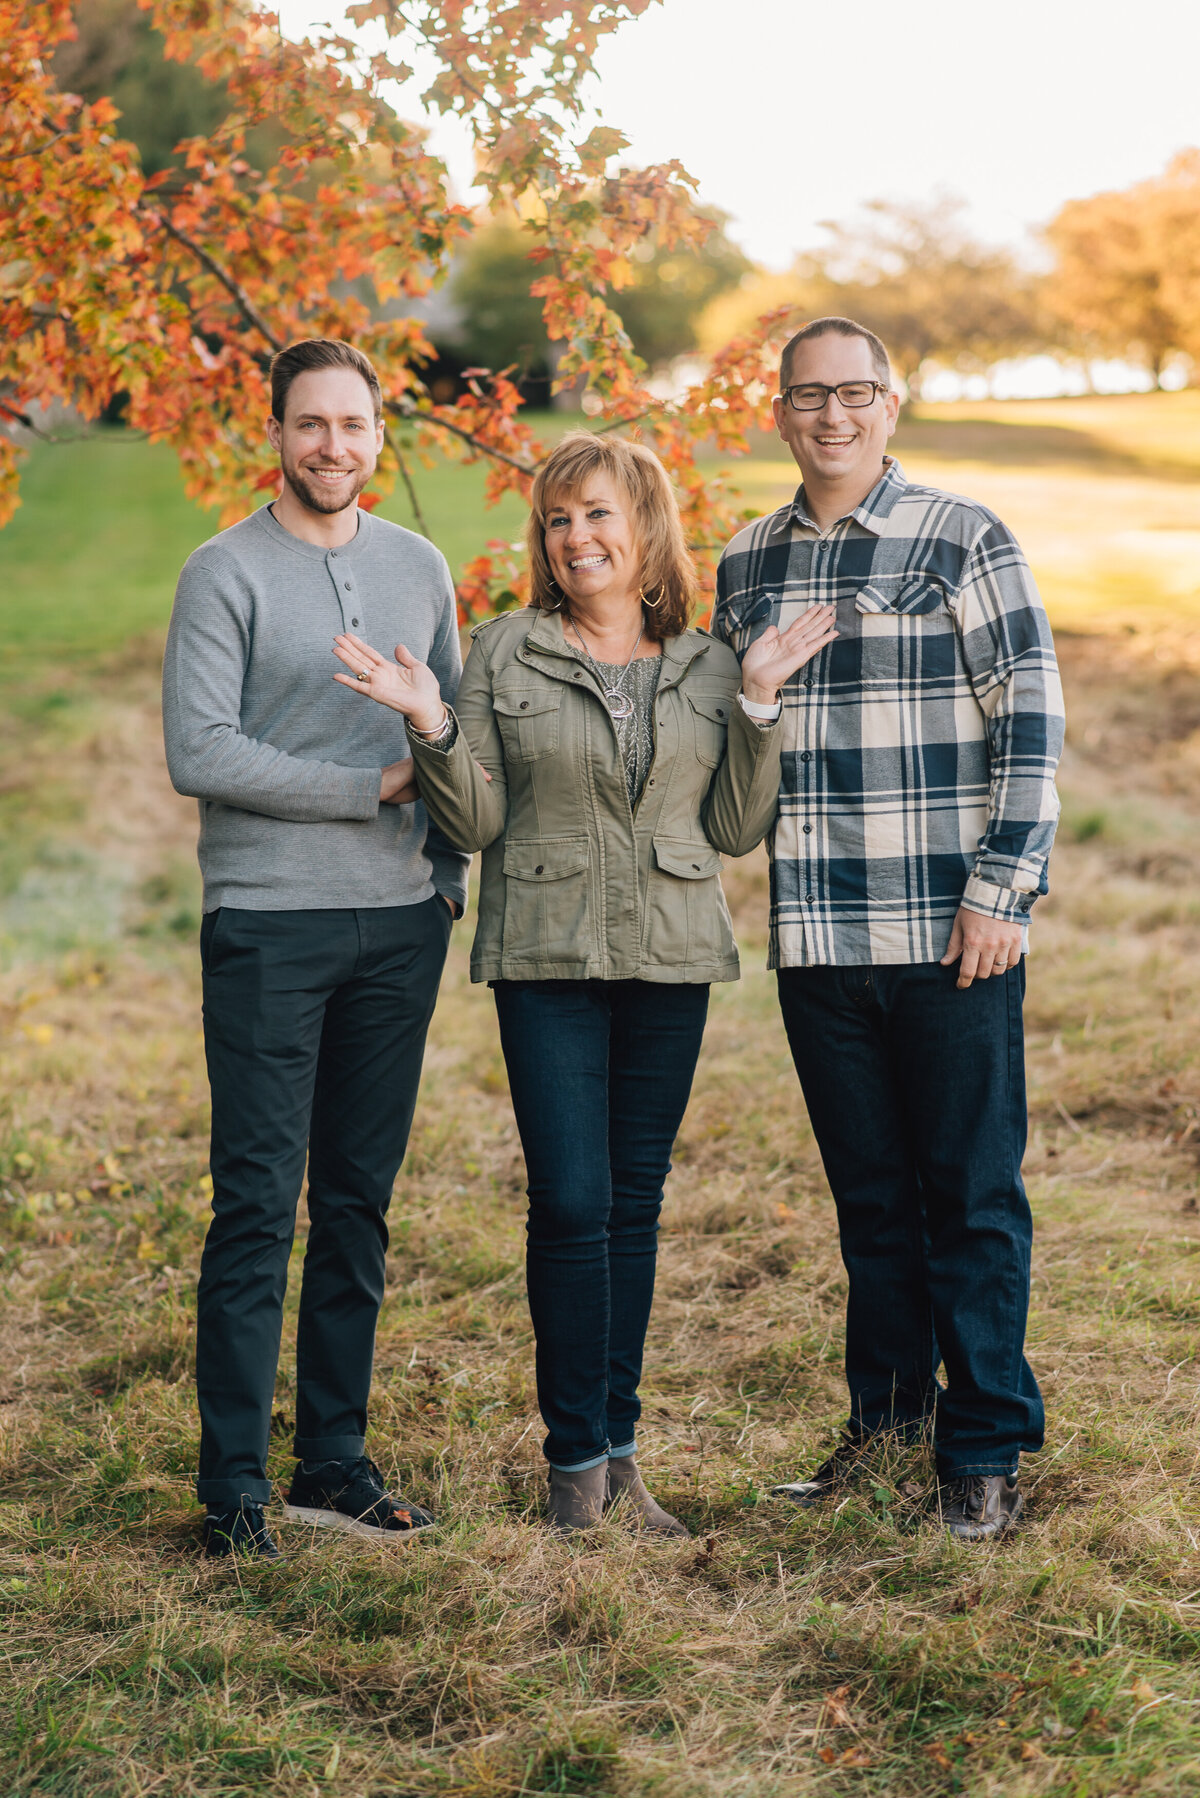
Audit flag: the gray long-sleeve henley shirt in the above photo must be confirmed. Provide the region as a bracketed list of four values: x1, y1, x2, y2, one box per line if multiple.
[162, 503, 469, 914]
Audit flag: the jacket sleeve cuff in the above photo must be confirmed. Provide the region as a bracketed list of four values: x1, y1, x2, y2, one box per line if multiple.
[961, 873, 1037, 922]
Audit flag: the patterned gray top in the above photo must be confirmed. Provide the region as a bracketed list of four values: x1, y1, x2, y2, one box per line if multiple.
[596, 654, 662, 807]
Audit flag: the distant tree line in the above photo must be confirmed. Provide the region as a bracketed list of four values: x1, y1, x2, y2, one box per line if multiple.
[52, 0, 1200, 399]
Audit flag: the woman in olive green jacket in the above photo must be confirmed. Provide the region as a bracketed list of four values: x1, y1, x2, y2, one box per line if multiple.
[333, 433, 837, 1535]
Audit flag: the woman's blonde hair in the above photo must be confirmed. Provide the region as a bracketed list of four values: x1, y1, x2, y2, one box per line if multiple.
[526, 432, 697, 641]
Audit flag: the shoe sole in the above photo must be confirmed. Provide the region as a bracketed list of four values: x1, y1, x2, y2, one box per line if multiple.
[942, 1491, 1024, 1541]
[281, 1504, 435, 1542]
[769, 1483, 834, 1508]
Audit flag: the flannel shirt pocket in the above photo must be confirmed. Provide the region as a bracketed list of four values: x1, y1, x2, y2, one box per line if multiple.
[855, 579, 946, 617]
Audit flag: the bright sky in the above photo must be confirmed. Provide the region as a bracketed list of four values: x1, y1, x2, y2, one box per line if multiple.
[279, 0, 1200, 269]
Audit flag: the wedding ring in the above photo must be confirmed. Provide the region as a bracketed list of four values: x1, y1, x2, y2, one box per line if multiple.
[357, 669, 371, 681]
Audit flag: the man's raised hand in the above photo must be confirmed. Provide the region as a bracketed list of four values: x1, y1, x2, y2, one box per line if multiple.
[333, 631, 445, 734]
[740, 605, 839, 706]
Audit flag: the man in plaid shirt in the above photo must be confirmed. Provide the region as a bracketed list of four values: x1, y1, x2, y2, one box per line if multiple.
[712, 317, 1064, 1540]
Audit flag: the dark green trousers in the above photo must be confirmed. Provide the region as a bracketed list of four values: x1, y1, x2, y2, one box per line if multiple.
[195, 898, 451, 1507]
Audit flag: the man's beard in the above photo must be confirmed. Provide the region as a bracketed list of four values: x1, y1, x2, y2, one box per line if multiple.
[280, 453, 369, 516]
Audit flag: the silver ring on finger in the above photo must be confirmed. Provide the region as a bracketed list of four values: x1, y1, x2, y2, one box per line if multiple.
[357, 669, 371, 681]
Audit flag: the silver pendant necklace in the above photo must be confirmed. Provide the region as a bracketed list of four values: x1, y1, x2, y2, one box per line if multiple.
[567, 615, 644, 721]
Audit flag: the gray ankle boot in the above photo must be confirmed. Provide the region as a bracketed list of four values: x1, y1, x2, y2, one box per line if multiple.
[606, 1456, 690, 1537]
[546, 1462, 607, 1533]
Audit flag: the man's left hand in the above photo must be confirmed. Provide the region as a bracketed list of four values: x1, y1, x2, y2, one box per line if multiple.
[940, 907, 1023, 990]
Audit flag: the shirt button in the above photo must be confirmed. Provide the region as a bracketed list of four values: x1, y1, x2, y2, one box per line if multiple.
[534, 864, 544, 875]
[351, 617, 359, 627]
[330, 550, 338, 559]
[647, 778, 655, 787]
[716, 707, 725, 718]
[519, 700, 529, 710]
[800, 750, 812, 762]
[806, 892, 815, 903]
[344, 581, 352, 591]
[804, 677, 814, 687]
[803, 824, 813, 834]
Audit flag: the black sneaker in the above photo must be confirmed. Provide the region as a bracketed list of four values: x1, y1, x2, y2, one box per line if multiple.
[769, 1435, 868, 1508]
[282, 1456, 435, 1541]
[937, 1473, 1024, 1541]
[203, 1504, 285, 1561]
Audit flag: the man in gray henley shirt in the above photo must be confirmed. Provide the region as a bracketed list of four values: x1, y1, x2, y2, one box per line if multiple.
[163, 339, 467, 1558]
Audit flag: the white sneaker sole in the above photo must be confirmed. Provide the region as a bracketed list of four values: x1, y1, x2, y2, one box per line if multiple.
[280, 1504, 435, 1542]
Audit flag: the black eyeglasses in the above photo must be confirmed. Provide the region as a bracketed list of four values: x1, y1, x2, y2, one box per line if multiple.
[779, 380, 889, 412]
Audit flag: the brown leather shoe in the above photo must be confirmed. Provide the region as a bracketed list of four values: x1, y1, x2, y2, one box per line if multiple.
[938, 1474, 1024, 1541]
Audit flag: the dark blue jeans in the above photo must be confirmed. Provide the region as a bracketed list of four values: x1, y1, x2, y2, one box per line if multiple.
[196, 899, 450, 1507]
[493, 979, 710, 1471]
[776, 960, 1043, 1477]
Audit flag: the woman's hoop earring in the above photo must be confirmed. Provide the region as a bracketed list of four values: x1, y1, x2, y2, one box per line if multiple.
[545, 578, 565, 612]
[639, 583, 665, 610]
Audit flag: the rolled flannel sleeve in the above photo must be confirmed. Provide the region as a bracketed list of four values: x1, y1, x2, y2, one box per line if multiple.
[953, 519, 1065, 921]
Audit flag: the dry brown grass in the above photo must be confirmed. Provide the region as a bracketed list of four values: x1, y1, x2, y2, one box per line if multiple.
[4, 412, 1200, 1794]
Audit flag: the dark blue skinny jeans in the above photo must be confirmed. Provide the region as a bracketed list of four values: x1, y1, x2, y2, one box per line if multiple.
[776, 959, 1043, 1477]
[493, 979, 710, 1471]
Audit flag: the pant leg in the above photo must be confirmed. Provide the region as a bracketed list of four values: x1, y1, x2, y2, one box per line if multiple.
[196, 908, 354, 1507]
[880, 960, 1043, 1475]
[294, 897, 451, 1462]
[777, 966, 940, 1441]
[604, 981, 709, 1454]
[493, 981, 614, 1471]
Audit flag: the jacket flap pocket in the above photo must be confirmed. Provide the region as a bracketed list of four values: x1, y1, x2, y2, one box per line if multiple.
[685, 689, 733, 724]
[492, 687, 562, 718]
[855, 579, 945, 616]
[653, 839, 722, 879]
[503, 838, 589, 881]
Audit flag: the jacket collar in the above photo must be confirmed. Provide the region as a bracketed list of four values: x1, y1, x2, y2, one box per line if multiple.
[517, 607, 710, 690]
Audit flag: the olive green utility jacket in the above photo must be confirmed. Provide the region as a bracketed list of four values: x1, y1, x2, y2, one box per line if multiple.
[407, 608, 782, 984]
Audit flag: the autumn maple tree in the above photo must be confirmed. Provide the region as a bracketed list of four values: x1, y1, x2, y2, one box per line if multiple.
[1, 0, 787, 618]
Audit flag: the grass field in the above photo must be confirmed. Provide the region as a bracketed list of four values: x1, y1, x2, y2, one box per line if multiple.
[2, 392, 1200, 1795]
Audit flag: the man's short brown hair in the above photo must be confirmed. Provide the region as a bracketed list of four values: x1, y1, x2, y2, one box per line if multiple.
[780, 317, 891, 392]
[269, 339, 383, 423]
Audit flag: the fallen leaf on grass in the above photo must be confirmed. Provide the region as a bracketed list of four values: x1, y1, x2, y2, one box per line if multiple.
[950, 1584, 982, 1613]
[1128, 1679, 1158, 1705]
[923, 1741, 953, 1771]
[1019, 1740, 1045, 1760]
[821, 1685, 854, 1729]
[817, 1746, 871, 1767]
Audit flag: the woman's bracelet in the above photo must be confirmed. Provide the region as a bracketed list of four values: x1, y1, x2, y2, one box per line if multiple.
[410, 707, 453, 745]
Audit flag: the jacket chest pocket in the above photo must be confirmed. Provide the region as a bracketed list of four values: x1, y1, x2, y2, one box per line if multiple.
[492, 686, 563, 762]
[685, 687, 732, 769]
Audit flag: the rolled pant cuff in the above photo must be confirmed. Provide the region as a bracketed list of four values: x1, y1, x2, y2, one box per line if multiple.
[608, 1440, 637, 1460]
[547, 1449, 610, 1474]
[936, 1460, 1020, 1479]
[291, 1435, 366, 1464]
[196, 1478, 274, 1508]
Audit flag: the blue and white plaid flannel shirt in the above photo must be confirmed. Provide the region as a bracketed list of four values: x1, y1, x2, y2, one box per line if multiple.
[712, 459, 1065, 968]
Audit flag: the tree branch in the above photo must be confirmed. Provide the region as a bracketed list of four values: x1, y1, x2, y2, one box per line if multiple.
[383, 424, 430, 539]
[139, 206, 284, 353]
[385, 397, 538, 476]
